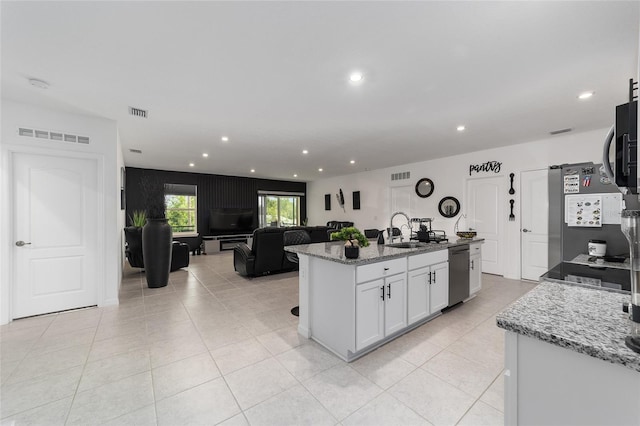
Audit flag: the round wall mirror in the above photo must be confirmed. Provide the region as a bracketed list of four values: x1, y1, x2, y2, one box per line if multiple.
[415, 178, 434, 198]
[438, 196, 460, 218]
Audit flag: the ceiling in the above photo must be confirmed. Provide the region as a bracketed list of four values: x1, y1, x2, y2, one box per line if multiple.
[2, 1, 639, 181]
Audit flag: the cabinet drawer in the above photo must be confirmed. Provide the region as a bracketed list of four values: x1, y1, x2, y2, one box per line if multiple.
[357, 258, 406, 283]
[408, 249, 448, 270]
[470, 243, 482, 254]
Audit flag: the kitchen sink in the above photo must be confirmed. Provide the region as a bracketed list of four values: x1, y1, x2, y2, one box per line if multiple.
[386, 242, 428, 249]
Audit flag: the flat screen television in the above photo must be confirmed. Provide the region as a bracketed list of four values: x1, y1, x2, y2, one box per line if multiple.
[209, 208, 256, 234]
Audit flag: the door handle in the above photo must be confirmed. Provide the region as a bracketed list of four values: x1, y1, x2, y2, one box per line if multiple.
[15, 241, 31, 247]
[522, 229, 531, 233]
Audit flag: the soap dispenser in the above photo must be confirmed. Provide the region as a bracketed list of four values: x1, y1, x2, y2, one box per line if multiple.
[377, 230, 385, 245]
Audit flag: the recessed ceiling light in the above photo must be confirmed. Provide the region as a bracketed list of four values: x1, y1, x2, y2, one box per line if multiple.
[318, 168, 323, 172]
[28, 78, 49, 89]
[189, 163, 195, 167]
[457, 125, 466, 131]
[293, 174, 298, 178]
[350, 160, 355, 164]
[250, 169, 255, 173]
[202, 153, 208, 158]
[349, 72, 363, 82]
[221, 136, 229, 142]
[302, 150, 309, 154]
[578, 91, 594, 100]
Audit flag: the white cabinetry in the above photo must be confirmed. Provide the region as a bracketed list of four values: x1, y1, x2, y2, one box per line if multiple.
[355, 270, 407, 352]
[469, 242, 482, 295]
[407, 250, 449, 326]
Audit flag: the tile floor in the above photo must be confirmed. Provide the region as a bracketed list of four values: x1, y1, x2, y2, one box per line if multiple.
[0, 251, 536, 425]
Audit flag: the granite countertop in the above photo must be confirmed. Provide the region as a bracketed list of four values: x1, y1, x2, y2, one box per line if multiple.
[568, 253, 630, 270]
[497, 281, 640, 372]
[285, 238, 484, 266]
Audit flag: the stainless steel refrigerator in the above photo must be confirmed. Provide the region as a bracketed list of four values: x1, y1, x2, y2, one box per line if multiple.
[548, 162, 629, 267]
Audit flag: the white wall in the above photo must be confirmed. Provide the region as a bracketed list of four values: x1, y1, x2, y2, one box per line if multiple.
[116, 131, 125, 287]
[307, 127, 609, 280]
[0, 99, 119, 324]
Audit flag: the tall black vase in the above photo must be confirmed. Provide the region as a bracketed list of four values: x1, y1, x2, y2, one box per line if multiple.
[142, 218, 172, 288]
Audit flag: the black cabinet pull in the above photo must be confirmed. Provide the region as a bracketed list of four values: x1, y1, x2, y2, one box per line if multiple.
[471, 260, 474, 270]
[380, 286, 385, 301]
[384, 267, 390, 271]
[428, 271, 432, 285]
[387, 283, 391, 299]
[433, 271, 436, 283]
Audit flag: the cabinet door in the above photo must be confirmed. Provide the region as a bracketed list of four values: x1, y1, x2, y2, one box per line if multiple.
[355, 279, 385, 351]
[470, 253, 482, 294]
[430, 262, 449, 312]
[407, 267, 430, 325]
[384, 274, 407, 336]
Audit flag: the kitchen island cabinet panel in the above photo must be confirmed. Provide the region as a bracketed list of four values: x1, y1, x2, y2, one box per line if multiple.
[430, 261, 449, 312]
[384, 274, 407, 336]
[355, 279, 385, 351]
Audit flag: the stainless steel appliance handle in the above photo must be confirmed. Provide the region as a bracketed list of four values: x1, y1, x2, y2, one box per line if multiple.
[602, 125, 616, 183]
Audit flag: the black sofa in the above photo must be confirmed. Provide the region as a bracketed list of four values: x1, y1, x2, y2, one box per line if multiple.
[124, 227, 190, 272]
[233, 226, 331, 277]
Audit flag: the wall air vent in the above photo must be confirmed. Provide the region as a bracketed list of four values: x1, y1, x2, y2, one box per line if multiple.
[550, 128, 572, 135]
[129, 149, 142, 154]
[391, 171, 411, 181]
[18, 127, 90, 144]
[128, 107, 148, 118]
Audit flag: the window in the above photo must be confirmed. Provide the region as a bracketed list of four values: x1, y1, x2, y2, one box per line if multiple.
[165, 184, 197, 234]
[258, 191, 303, 228]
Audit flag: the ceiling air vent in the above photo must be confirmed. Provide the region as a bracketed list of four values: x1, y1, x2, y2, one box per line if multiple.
[391, 171, 411, 181]
[129, 149, 143, 154]
[18, 127, 90, 144]
[128, 107, 148, 118]
[550, 128, 572, 135]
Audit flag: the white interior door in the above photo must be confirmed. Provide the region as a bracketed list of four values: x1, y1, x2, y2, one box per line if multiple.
[466, 176, 504, 275]
[13, 153, 99, 318]
[521, 169, 549, 281]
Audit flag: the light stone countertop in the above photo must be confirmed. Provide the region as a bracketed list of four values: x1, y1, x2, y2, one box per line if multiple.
[285, 239, 484, 266]
[496, 281, 639, 372]
[568, 253, 630, 270]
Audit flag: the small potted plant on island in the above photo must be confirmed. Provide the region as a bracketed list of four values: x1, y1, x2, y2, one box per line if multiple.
[330, 226, 369, 259]
[140, 177, 172, 288]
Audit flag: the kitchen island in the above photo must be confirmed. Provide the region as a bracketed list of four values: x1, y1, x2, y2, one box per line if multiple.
[497, 281, 640, 425]
[286, 239, 482, 362]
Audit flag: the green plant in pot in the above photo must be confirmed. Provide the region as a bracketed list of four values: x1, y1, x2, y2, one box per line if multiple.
[140, 176, 172, 288]
[330, 226, 369, 259]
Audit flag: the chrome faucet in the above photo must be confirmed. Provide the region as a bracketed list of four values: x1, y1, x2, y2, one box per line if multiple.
[389, 211, 411, 243]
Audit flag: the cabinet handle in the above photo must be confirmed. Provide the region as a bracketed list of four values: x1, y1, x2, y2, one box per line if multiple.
[471, 260, 474, 270]
[387, 283, 391, 299]
[428, 271, 432, 285]
[383, 267, 389, 271]
[433, 271, 436, 283]
[380, 286, 385, 301]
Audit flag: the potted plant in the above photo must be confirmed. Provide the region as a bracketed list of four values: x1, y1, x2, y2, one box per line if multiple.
[140, 176, 172, 288]
[330, 226, 369, 259]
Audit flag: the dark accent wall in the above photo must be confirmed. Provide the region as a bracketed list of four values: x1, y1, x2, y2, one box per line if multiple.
[125, 167, 306, 235]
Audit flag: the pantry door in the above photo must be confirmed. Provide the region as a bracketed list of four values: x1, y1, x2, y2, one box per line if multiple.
[521, 169, 549, 281]
[12, 152, 100, 319]
[466, 176, 504, 275]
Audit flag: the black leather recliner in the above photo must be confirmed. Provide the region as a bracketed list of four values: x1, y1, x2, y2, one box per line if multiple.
[124, 227, 190, 272]
[233, 226, 331, 277]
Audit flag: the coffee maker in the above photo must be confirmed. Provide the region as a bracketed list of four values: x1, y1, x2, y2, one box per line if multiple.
[603, 78, 640, 353]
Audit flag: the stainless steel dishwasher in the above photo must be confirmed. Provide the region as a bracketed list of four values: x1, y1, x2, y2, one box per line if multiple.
[448, 245, 470, 307]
